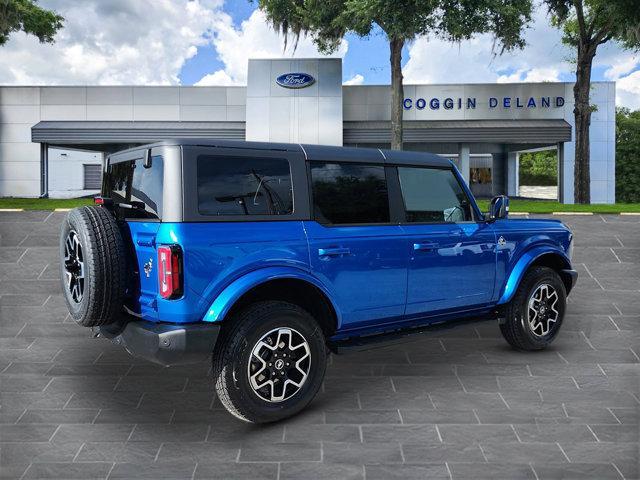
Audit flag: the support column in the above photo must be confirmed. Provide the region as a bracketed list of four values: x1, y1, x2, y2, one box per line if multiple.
[507, 151, 519, 197]
[491, 149, 507, 196]
[458, 143, 470, 184]
[557, 142, 565, 203]
[40, 143, 49, 198]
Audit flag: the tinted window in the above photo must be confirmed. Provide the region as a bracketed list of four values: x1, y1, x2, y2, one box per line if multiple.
[105, 156, 163, 219]
[311, 162, 389, 224]
[197, 156, 293, 216]
[398, 167, 472, 223]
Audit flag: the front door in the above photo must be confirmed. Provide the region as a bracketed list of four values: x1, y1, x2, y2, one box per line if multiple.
[394, 166, 497, 316]
[305, 161, 407, 329]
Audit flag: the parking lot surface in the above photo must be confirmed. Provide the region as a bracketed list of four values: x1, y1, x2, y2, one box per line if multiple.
[0, 211, 638, 479]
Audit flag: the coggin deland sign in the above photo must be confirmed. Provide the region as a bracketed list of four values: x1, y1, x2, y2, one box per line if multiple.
[275, 71, 567, 112]
[403, 95, 565, 110]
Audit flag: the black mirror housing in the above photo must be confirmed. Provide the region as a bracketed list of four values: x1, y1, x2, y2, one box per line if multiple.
[143, 149, 152, 169]
[488, 195, 509, 221]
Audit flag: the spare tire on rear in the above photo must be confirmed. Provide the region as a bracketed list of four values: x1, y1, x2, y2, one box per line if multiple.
[59, 206, 127, 327]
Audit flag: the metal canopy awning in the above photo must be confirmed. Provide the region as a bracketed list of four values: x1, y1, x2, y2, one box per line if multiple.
[344, 119, 572, 144]
[32, 121, 246, 146]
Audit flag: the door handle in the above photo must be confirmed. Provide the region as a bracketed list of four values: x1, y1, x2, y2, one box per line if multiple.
[413, 242, 438, 251]
[318, 247, 350, 257]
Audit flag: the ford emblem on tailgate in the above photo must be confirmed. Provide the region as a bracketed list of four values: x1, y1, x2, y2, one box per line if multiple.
[275, 72, 315, 89]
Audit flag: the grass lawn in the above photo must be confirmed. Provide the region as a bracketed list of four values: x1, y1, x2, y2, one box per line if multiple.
[475, 199, 640, 214]
[1, 197, 639, 214]
[0, 197, 93, 210]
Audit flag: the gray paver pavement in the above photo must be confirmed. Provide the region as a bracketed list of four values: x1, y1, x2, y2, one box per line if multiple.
[0, 211, 638, 479]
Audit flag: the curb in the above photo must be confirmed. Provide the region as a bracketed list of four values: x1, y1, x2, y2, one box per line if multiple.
[0, 208, 24, 212]
[552, 212, 594, 215]
[54, 208, 72, 212]
[620, 212, 640, 216]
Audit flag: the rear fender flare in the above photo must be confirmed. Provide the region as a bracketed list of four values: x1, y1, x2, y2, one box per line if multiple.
[201, 266, 342, 326]
[497, 246, 571, 305]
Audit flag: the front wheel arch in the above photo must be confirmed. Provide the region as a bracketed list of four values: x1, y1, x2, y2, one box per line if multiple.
[498, 248, 572, 305]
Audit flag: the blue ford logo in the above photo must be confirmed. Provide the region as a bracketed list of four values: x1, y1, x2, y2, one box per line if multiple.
[275, 73, 315, 89]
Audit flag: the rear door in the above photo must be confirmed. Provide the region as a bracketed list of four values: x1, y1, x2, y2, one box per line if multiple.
[304, 161, 407, 330]
[395, 165, 497, 316]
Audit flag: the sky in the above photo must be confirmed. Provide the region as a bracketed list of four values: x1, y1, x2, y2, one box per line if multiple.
[0, 0, 638, 109]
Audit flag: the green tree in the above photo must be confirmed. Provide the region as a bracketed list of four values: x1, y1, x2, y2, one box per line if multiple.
[519, 150, 558, 186]
[258, 0, 532, 150]
[544, 0, 640, 204]
[0, 0, 64, 46]
[616, 107, 640, 203]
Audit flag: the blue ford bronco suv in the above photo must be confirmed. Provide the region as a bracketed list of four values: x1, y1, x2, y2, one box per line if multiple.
[60, 139, 577, 423]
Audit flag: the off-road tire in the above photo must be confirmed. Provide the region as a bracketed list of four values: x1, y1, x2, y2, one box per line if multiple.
[212, 301, 327, 423]
[500, 266, 566, 351]
[59, 206, 127, 327]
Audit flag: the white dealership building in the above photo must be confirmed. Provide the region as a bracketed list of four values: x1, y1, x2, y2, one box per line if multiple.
[0, 58, 616, 203]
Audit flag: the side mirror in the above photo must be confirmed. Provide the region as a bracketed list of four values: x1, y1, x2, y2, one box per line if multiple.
[488, 195, 509, 221]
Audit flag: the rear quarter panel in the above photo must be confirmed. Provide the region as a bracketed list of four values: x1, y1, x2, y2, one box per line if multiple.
[155, 221, 310, 323]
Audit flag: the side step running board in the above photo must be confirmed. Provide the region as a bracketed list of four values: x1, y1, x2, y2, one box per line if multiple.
[329, 316, 498, 354]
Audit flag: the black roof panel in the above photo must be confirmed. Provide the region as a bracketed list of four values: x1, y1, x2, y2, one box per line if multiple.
[380, 148, 451, 167]
[107, 139, 450, 168]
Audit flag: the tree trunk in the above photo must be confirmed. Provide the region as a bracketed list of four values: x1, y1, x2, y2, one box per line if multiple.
[390, 37, 404, 150]
[573, 45, 595, 204]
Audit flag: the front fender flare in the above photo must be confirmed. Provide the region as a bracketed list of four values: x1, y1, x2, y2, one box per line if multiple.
[497, 246, 571, 305]
[201, 266, 342, 325]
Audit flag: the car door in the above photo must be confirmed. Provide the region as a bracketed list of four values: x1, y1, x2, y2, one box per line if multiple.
[304, 161, 407, 330]
[395, 165, 497, 316]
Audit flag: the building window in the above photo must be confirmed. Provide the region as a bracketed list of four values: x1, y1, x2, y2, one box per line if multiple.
[83, 164, 102, 190]
[197, 156, 293, 216]
[310, 162, 389, 225]
[397, 167, 472, 223]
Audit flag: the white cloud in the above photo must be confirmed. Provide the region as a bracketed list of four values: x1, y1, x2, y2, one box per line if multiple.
[616, 70, 640, 110]
[196, 9, 348, 86]
[403, 8, 572, 85]
[402, 6, 639, 108]
[343, 74, 364, 85]
[0, 0, 224, 85]
[195, 70, 237, 86]
[604, 54, 639, 81]
[497, 67, 561, 83]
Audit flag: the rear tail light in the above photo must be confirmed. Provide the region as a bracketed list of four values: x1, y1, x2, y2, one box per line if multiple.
[157, 245, 183, 299]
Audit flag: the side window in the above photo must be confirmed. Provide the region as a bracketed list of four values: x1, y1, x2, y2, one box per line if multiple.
[197, 156, 293, 216]
[310, 162, 389, 225]
[105, 156, 163, 219]
[398, 167, 472, 223]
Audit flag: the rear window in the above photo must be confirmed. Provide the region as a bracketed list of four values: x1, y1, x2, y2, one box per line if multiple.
[104, 156, 163, 219]
[197, 156, 293, 216]
[310, 162, 389, 225]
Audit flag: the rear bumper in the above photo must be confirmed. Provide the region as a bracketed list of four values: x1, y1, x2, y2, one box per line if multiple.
[100, 320, 220, 366]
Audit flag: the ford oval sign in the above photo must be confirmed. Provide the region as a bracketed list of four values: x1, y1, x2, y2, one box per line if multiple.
[276, 73, 315, 89]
